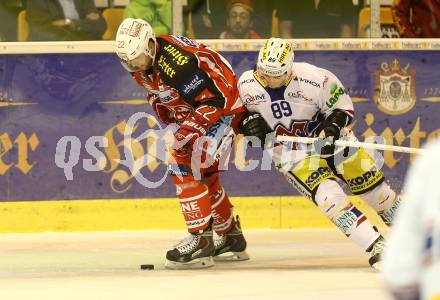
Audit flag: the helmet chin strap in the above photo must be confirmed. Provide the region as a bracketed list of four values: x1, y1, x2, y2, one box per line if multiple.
[284, 71, 293, 85]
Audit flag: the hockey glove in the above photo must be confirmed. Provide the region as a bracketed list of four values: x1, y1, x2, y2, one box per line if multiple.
[315, 110, 351, 156]
[316, 124, 340, 156]
[174, 105, 222, 151]
[240, 113, 271, 147]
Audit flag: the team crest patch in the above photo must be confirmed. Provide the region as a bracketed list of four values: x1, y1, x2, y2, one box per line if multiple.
[374, 59, 416, 115]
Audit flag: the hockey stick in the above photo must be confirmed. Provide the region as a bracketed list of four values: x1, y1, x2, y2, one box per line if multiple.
[276, 136, 425, 155]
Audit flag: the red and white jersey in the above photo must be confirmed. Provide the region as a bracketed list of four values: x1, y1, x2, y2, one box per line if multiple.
[383, 139, 440, 300]
[127, 35, 243, 126]
[237, 62, 354, 137]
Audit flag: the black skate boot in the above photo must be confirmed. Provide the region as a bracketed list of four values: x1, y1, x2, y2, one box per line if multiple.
[213, 215, 249, 261]
[366, 235, 385, 270]
[165, 223, 215, 270]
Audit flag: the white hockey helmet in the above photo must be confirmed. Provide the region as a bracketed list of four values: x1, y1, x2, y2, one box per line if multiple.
[115, 18, 157, 62]
[257, 38, 294, 77]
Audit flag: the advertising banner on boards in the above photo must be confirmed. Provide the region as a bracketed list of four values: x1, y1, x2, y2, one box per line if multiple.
[0, 50, 439, 201]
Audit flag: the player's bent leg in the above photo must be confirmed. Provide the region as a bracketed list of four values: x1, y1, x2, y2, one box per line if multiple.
[314, 179, 384, 270]
[335, 146, 402, 225]
[165, 163, 215, 269]
[204, 172, 249, 261]
[359, 182, 402, 226]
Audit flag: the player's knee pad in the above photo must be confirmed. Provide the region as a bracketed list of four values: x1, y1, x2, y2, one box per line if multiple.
[314, 179, 348, 218]
[315, 179, 379, 250]
[359, 182, 402, 226]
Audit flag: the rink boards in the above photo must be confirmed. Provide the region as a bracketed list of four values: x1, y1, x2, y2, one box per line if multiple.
[0, 39, 439, 232]
[0, 196, 385, 232]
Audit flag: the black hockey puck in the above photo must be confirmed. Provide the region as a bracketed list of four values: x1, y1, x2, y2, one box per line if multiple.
[140, 264, 155, 270]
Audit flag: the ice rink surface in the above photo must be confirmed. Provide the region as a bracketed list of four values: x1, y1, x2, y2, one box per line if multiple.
[0, 229, 390, 300]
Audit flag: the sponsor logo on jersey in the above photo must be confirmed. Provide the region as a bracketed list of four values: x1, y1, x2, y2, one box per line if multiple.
[163, 44, 190, 66]
[182, 74, 205, 96]
[305, 166, 332, 187]
[157, 44, 191, 79]
[158, 89, 178, 103]
[288, 91, 313, 102]
[326, 83, 347, 108]
[299, 77, 321, 88]
[239, 78, 255, 85]
[159, 94, 173, 103]
[347, 167, 380, 187]
[171, 35, 200, 48]
[242, 93, 266, 105]
[158, 55, 176, 78]
[373, 59, 416, 115]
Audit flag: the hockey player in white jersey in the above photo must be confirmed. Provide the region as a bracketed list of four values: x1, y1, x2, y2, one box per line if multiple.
[383, 140, 440, 300]
[238, 38, 402, 269]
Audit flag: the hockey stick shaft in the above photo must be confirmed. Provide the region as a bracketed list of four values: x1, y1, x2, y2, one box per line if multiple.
[276, 136, 425, 155]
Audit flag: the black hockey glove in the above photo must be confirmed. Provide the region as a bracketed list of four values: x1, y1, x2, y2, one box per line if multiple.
[240, 113, 271, 147]
[315, 110, 351, 156]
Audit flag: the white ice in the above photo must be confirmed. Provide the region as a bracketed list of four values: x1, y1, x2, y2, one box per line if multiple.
[0, 229, 390, 300]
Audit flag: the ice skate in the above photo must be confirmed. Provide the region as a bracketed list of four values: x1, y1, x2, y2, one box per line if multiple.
[165, 224, 215, 270]
[366, 235, 385, 270]
[214, 216, 249, 262]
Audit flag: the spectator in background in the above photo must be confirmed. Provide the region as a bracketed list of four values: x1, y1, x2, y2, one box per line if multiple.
[26, 0, 106, 41]
[392, 0, 440, 37]
[219, 0, 261, 39]
[183, 0, 227, 39]
[277, 0, 359, 38]
[124, 0, 172, 36]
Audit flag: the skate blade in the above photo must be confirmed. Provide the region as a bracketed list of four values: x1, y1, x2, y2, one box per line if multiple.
[164, 256, 214, 270]
[213, 251, 250, 262]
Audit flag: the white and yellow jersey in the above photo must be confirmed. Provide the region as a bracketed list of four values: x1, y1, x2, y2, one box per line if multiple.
[237, 62, 354, 137]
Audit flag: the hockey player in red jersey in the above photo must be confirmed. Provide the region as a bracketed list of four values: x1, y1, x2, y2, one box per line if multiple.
[115, 18, 248, 269]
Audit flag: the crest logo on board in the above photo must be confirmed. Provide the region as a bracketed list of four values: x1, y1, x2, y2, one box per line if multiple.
[374, 59, 416, 115]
